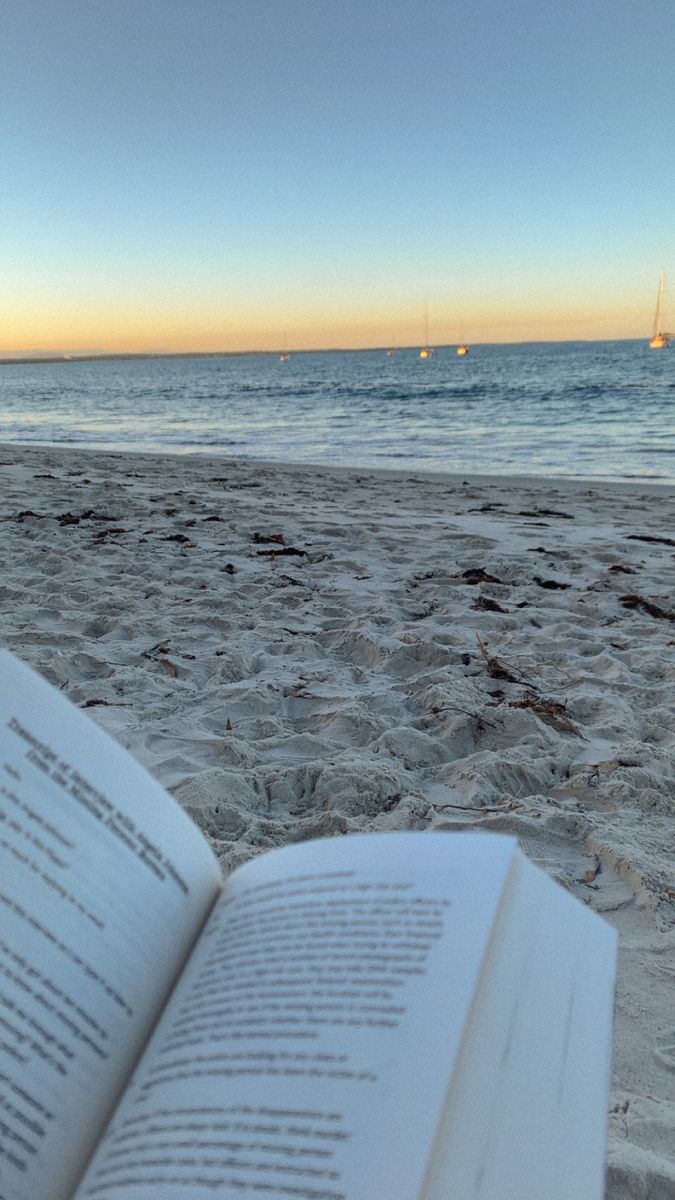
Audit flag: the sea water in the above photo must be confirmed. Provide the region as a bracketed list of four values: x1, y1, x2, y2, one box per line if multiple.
[0, 340, 673, 482]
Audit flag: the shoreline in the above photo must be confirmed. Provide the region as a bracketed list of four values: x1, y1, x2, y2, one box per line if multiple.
[1, 442, 673, 1195]
[1, 440, 675, 496]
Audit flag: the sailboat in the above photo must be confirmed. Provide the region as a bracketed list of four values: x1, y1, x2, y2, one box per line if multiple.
[649, 272, 671, 349]
[279, 331, 290, 362]
[419, 304, 433, 359]
[456, 321, 469, 356]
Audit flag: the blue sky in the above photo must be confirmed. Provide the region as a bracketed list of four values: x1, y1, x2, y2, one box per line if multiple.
[3, 0, 674, 351]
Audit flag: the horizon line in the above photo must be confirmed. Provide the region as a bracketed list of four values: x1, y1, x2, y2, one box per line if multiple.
[0, 336, 650, 366]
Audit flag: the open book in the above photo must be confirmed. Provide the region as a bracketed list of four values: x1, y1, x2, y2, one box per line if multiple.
[0, 650, 617, 1200]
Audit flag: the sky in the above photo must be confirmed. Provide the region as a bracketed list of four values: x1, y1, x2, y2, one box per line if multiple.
[3, 0, 675, 354]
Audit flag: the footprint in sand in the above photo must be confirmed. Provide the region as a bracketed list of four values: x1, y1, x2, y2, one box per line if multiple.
[654, 1032, 675, 1073]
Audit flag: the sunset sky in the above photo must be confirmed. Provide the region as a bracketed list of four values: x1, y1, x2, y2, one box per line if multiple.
[3, 0, 674, 355]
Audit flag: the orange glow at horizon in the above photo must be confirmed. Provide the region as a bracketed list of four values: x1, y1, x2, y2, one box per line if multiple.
[0, 287, 659, 356]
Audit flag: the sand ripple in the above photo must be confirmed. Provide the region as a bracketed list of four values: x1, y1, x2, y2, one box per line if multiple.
[1, 444, 673, 1195]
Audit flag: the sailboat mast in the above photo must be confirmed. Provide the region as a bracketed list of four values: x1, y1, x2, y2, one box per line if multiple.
[649, 272, 670, 348]
[419, 302, 433, 357]
[654, 272, 665, 337]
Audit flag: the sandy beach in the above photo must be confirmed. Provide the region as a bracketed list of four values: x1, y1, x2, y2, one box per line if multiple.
[1, 442, 673, 1196]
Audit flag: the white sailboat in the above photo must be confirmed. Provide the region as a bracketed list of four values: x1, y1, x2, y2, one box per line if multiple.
[649, 272, 671, 349]
[419, 304, 433, 359]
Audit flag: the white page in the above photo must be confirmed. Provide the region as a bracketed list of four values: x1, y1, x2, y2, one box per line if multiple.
[75, 831, 517, 1200]
[468, 858, 615, 1199]
[423, 852, 617, 1200]
[0, 651, 222, 1200]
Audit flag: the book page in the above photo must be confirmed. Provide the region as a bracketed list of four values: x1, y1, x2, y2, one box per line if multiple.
[423, 852, 617, 1200]
[0, 652, 221, 1200]
[74, 831, 517, 1200]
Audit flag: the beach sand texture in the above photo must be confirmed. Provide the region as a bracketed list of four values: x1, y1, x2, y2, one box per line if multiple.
[1, 444, 673, 1197]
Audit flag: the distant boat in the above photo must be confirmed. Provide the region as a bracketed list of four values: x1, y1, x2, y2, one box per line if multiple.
[456, 323, 469, 355]
[649, 272, 671, 349]
[279, 332, 290, 362]
[419, 304, 433, 359]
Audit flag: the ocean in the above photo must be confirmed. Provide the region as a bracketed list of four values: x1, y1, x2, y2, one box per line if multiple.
[1, 340, 673, 482]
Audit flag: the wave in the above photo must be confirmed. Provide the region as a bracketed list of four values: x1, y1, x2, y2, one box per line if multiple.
[2, 343, 675, 482]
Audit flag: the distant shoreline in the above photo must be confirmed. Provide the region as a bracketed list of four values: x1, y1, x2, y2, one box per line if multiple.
[0, 338, 645, 366]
